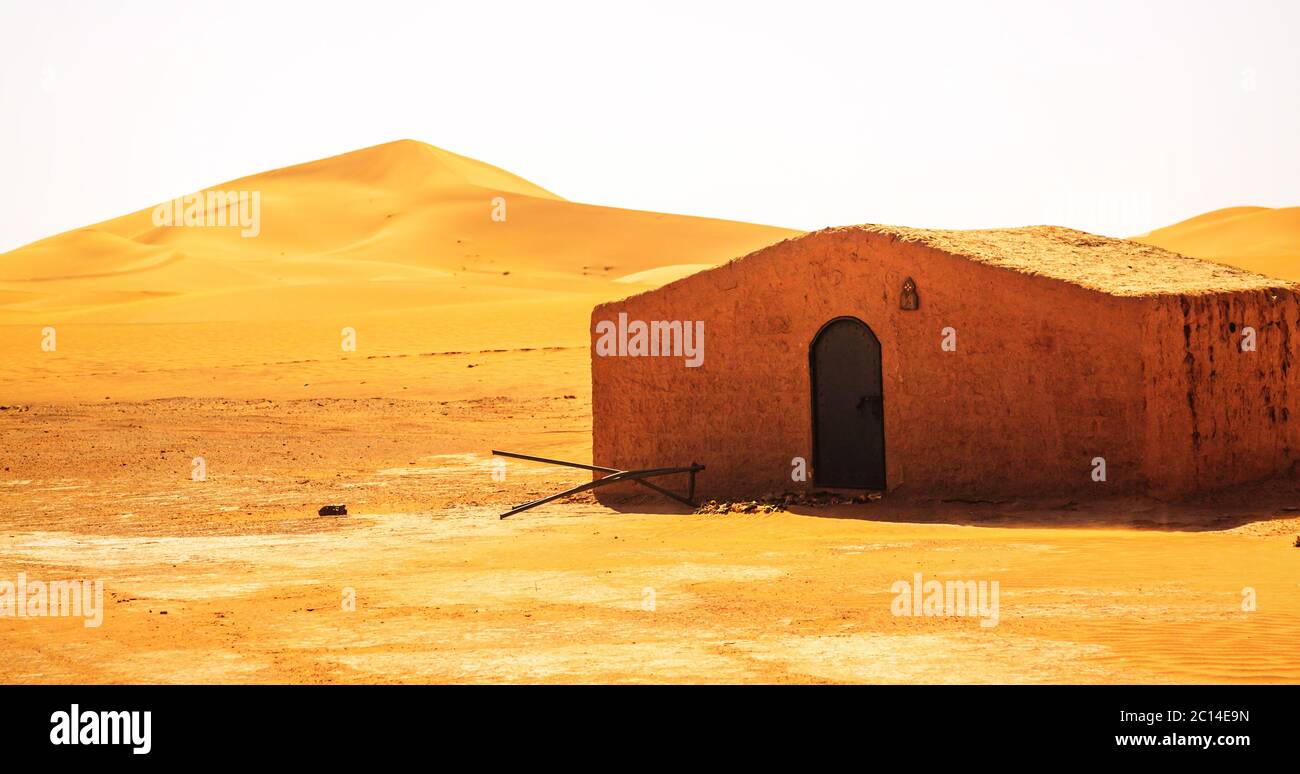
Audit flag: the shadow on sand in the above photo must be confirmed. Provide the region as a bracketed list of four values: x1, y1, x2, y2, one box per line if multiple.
[589, 473, 1300, 533]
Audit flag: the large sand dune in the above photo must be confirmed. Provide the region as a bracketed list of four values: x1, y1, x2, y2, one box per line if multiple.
[1133, 206, 1300, 281]
[0, 139, 799, 325]
[0, 140, 799, 401]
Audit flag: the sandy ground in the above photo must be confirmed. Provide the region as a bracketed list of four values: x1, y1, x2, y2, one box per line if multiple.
[2, 141, 1297, 683]
[3, 347, 1299, 684]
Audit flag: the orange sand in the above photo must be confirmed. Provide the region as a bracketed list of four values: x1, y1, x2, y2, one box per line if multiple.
[0, 140, 799, 403]
[2, 383, 1298, 684]
[1134, 206, 1300, 282]
[0, 143, 1297, 683]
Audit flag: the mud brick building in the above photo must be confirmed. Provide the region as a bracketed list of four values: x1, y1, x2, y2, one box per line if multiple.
[590, 225, 1300, 501]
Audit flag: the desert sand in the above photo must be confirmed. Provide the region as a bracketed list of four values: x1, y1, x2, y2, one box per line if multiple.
[1134, 206, 1300, 282]
[0, 140, 800, 404]
[1, 142, 1298, 683]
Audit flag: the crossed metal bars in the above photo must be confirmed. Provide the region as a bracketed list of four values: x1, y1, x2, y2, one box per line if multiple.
[491, 449, 704, 519]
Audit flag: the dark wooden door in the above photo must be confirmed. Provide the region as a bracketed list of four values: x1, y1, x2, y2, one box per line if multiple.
[811, 318, 885, 489]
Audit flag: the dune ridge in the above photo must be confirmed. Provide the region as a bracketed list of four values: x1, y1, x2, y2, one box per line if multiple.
[1133, 206, 1300, 281]
[0, 139, 800, 324]
[4, 140, 1295, 404]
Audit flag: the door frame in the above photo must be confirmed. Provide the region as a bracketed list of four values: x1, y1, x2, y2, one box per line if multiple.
[808, 315, 886, 489]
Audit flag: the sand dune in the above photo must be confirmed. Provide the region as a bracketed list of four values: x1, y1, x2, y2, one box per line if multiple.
[6, 143, 1293, 405]
[1134, 206, 1300, 281]
[0, 140, 798, 401]
[613, 263, 720, 286]
[0, 140, 798, 324]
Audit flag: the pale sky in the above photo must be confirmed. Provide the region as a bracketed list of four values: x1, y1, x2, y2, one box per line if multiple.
[1, 0, 1297, 252]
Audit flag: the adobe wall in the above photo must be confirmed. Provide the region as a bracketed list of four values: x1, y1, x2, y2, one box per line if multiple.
[1140, 288, 1300, 498]
[591, 229, 1162, 501]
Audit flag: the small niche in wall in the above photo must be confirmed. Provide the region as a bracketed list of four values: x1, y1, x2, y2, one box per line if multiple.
[900, 277, 919, 311]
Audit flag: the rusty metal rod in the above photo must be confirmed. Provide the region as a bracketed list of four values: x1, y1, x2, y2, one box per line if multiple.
[491, 450, 619, 474]
[500, 467, 663, 519]
[491, 450, 704, 516]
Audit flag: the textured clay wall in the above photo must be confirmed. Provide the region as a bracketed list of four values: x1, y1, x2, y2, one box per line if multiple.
[591, 229, 1169, 501]
[1140, 288, 1300, 498]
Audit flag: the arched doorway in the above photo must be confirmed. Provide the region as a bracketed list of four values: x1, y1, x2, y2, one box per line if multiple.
[810, 317, 885, 489]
